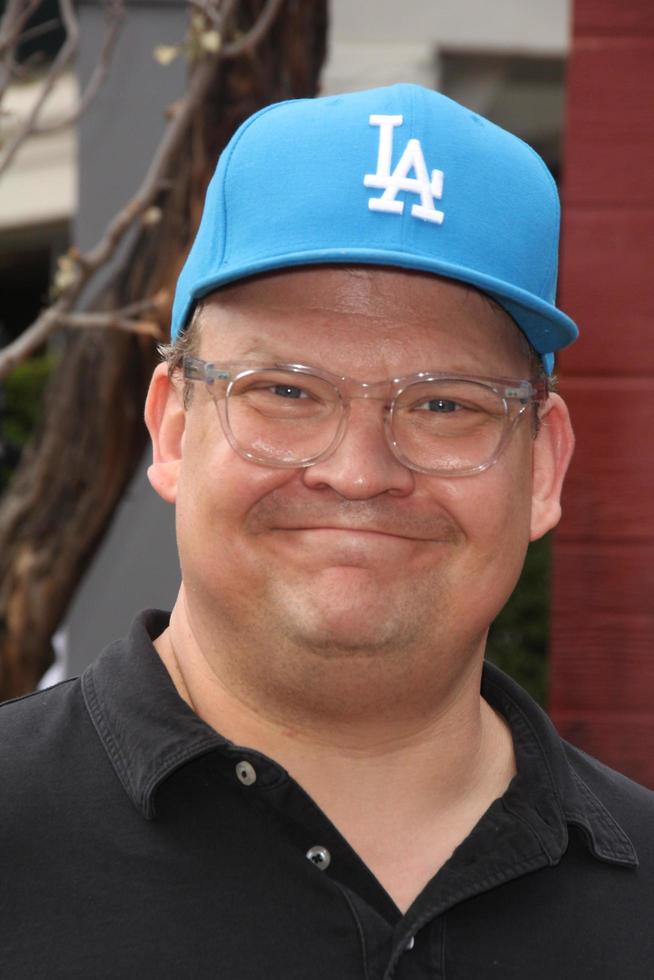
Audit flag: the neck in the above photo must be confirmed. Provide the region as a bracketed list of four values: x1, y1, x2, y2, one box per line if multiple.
[156, 587, 496, 758]
[154, 592, 516, 913]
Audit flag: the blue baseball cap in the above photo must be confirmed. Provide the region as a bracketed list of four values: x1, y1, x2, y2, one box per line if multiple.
[171, 83, 578, 372]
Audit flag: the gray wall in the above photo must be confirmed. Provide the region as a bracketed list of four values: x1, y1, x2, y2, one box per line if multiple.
[46, 0, 187, 682]
[63, 461, 180, 677]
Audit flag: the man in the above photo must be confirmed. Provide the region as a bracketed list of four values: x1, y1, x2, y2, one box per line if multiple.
[2, 84, 653, 978]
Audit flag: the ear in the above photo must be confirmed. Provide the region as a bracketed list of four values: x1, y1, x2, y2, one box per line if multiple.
[144, 362, 186, 504]
[529, 393, 575, 541]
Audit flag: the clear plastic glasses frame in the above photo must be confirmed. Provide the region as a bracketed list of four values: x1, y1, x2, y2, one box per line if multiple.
[182, 355, 549, 477]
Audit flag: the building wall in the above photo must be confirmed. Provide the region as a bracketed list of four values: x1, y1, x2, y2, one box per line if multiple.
[550, 0, 654, 786]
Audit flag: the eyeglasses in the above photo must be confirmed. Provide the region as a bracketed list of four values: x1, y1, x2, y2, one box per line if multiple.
[182, 356, 549, 477]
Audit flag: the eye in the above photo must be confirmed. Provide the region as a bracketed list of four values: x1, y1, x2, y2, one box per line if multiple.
[416, 398, 463, 413]
[270, 384, 309, 400]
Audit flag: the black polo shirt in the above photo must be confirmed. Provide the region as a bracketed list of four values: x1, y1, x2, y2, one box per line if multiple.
[1, 610, 653, 979]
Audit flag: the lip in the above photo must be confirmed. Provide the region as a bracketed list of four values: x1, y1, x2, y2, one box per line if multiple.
[271, 528, 426, 566]
[250, 495, 458, 544]
[272, 525, 434, 543]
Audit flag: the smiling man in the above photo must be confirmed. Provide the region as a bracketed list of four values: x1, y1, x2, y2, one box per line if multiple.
[3, 84, 654, 978]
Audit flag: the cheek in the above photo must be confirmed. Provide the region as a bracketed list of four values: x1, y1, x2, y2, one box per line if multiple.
[175, 418, 296, 567]
[450, 470, 534, 629]
[441, 439, 534, 567]
[175, 453, 293, 609]
[477, 455, 534, 586]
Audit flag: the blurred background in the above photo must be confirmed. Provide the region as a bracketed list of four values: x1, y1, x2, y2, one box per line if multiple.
[1, 0, 653, 785]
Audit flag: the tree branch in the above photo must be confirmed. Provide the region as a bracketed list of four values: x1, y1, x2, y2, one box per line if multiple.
[221, 0, 284, 59]
[0, 301, 68, 378]
[190, 0, 238, 27]
[0, 0, 287, 380]
[0, 0, 42, 59]
[0, 0, 79, 176]
[0, 58, 215, 380]
[58, 311, 164, 338]
[0, 0, 330, 700]
[33, 0, 125, 135]
[8, 15, 61, 49]
[58, 297, 167, 337]
[0, 0, 42, 100]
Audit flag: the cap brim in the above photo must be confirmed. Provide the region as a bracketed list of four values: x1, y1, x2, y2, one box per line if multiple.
[187, 246, 578, 368]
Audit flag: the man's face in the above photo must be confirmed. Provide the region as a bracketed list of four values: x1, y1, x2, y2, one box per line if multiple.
[148, 266, 569, 707]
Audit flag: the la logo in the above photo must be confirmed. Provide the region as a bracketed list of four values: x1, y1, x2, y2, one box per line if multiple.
[363, 114, 444, 224]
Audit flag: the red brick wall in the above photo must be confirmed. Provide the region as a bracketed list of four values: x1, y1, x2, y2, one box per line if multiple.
[550, 0, 654, 785]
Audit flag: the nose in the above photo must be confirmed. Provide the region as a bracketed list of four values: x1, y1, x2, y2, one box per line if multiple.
[301, 399, 415, 499]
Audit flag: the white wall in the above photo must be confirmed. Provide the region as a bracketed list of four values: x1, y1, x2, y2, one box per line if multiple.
[323, 0, 570, 94]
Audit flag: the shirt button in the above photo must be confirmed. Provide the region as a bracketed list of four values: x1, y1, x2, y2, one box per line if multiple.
[405, 936, 415, 951]
[235, 760, 257, 786]
[306, 845, 331, 870]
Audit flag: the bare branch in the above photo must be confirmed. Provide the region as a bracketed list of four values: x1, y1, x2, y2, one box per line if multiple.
[0, 0, 42, 58]
[0, 300, 69, 379]
[83, 58, 216, 274]
[0, 0, 288, 380]
[0, 297, 166, 377]
[218, 0, 241, 27]
[198, 0, 240, 33]
[0, 0, 330, 700]
[58, 311, 164, 339]
[0, 0, 42, 100]
[0, 0, 78, 176]
[34, 0, 125, 135]
[0, 57, 216, 380]
[9, 16, 61, 49]
[221, 0, 284, 59]
[65, 297, 162, 321]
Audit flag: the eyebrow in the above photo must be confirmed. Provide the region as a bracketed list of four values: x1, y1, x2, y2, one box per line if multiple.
[221, 340, 296, 363]
[209, 339, 530, 380]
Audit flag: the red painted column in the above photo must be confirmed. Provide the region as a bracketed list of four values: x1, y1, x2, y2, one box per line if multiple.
[550, 0, 654, 785]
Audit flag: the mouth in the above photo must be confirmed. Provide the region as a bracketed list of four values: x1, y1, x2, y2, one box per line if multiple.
[272, 524, 452, 546]
[249, 494, 459, 545]
[272, 525, 443, 544]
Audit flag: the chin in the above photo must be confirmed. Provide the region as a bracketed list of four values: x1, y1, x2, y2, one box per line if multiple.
[278, 579, 418, 657]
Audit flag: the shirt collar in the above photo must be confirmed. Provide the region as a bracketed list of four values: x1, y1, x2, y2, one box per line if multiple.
[482, 663, 638, 868]
[82, 610, 227, 819]
[82, 609, 637, 869]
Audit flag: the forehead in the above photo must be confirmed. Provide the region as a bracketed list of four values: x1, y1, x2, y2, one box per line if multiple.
[195, 266, 533, 377]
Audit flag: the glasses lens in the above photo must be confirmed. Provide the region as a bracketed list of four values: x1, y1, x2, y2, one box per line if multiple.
[225, 369, 342, 465]
[393, 380, 508, 473]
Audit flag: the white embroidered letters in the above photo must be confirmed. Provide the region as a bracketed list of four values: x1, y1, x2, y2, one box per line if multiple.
[363, 114, 444, 224]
